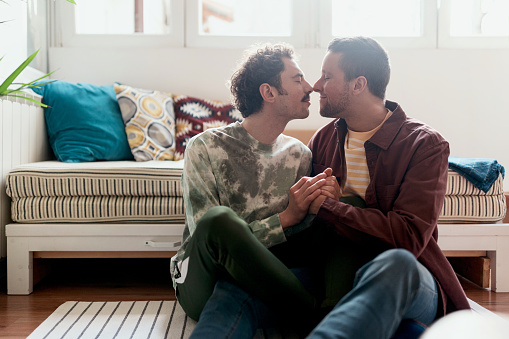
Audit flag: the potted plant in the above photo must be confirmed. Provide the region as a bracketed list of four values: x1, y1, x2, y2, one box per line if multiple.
[0, 0, 76, 106]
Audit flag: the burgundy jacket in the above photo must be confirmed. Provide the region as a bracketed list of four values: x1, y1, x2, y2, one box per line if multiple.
[308, 100, 470, 316]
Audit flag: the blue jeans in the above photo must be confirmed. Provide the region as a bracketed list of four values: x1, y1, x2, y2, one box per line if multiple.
[189, 268, 315, 339]
[307, 249, 438, 339]
[190, 249, 437, 339]
[188, 279, 274, 339]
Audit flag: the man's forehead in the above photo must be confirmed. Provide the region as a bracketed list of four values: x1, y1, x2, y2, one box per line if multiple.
[322, 52, 342, 72]
[283, 58, 304, 76]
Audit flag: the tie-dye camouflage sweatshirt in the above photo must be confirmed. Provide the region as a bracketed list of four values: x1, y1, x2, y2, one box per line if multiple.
[171, 122, 312, 286]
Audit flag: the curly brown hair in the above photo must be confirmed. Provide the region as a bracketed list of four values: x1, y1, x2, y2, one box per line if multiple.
[230, 43, 294, 118]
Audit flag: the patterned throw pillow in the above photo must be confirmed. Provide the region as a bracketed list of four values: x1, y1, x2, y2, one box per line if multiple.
[114, 84, 176, 161]
[173, 94, 243, 160]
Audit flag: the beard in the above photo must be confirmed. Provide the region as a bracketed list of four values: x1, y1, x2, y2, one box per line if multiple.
[319, 88, 351, 118]
[320, 101, 339, 118]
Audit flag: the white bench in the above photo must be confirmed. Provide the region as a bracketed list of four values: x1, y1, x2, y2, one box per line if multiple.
[438, 223, 509, 292]
[6, 223, 185, 295]
[7, 222, 509, 294]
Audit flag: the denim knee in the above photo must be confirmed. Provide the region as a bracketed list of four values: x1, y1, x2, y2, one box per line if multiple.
[369, 249, 420, 288]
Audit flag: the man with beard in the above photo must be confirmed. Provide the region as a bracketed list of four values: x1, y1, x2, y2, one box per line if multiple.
[305, 36, 470, 338]
[172, 43, 340, 338]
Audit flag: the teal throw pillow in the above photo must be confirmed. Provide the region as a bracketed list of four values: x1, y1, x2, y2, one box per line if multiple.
[33, 81, 133, 162]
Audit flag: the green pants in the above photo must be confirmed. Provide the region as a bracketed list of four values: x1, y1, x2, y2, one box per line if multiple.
[175, 206, 316, 321]
[176, 197, 371, 321]
[319, 196, 377, 309]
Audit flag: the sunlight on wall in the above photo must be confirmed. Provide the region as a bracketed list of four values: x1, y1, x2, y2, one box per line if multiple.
[0, 1, 28, 81]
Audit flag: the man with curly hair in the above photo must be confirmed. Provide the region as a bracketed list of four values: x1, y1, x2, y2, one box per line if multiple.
[170, 43, 339, 337]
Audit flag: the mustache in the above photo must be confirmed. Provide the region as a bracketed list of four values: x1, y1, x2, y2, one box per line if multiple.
[301, 94, 310, 102]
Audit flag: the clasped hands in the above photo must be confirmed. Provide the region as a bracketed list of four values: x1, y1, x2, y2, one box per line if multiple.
[279, 168, 341, 229]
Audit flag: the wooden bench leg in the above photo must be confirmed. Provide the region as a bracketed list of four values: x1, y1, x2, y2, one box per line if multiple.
[7, 237, 33, 295]
[447, 256, 490, 289]
[488, 236, 509, 292]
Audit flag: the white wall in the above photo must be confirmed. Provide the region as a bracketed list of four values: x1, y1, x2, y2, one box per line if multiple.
[0, 1, 28, 82]
[49, 46, 509, 186]
[0, 1, 46, 87]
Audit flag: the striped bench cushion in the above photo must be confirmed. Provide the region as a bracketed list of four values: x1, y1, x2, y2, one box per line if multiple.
[6, 163, 505, 224]
[439, 169, 506, 223]
[6, 161, 185, 223]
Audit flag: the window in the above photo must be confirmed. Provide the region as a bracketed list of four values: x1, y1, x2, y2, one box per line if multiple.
[450, 0, 509, 36]
[319, 0, 437, 48]
[54, 0, 184, 47]
[439, 0, 509, 48]
[51, 0, 509, 50]
[185, 0, 309, 48]
[75, 0, 171, 35]
[331, 0, 422, 37]
[199, 0, 291, 36]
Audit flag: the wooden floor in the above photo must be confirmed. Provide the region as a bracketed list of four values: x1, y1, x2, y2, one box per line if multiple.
[1, 258, 509, 339]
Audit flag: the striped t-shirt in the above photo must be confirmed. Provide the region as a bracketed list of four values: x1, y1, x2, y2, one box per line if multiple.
[343, 110, 392, 199]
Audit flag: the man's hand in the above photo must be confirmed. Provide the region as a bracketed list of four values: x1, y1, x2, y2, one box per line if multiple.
[279, 173, 328, 229]
[309, 168, 341, 215]
[320, 173, 341, 199]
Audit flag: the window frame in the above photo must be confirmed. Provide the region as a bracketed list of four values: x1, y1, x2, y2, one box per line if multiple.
[438, 0, 509, 49]
[52, 0, 185, 48]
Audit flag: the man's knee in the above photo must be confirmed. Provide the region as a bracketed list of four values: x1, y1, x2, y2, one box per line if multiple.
[195, 206, 250, 240]
[371, 249, 421, 284]
[200, 206, 236, 224]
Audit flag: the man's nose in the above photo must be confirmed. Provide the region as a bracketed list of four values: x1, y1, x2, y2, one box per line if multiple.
[313, 78, 323, 92]
[304, 80, 313, 93]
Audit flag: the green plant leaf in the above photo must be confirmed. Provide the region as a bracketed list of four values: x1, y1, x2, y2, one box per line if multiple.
[9, 72, 57, 91]
[2, 94, 48, 108]
[25, 70, 57, 85]
[66, 0, 77, 4]
[0, 52, 57, 107]
[4, 90, 30, 96]
[0, 49, 40, 95]
[3, 77, 56, 96]
[12, 80, 56, 89]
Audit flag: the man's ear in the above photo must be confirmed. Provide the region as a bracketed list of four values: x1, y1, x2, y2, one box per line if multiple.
[259, 83, 276, 103]
[352, 76, 368, 95]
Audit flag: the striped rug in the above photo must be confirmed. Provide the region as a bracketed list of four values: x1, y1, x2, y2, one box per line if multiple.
[28, 299, 501, 338]
[28, 301, 196, 339]
[27, 301, 292, 339]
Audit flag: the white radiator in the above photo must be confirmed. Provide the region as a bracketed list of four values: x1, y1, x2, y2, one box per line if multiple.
[0, 94, 50, 257]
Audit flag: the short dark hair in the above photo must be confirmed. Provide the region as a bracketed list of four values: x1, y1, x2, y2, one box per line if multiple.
[328, 37, 390, 99]
[230, 43, 294, 118]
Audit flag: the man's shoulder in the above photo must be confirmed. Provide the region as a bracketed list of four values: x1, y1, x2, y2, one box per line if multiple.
[280, 133, 311, 151]
[387, 101, 446, 144]
[401, 116, 448, 145]
[184, 124, 241, 168]
[188, 122, 239, 145]
[315, 119, 339, 134]
[308, 119, 339, 149]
